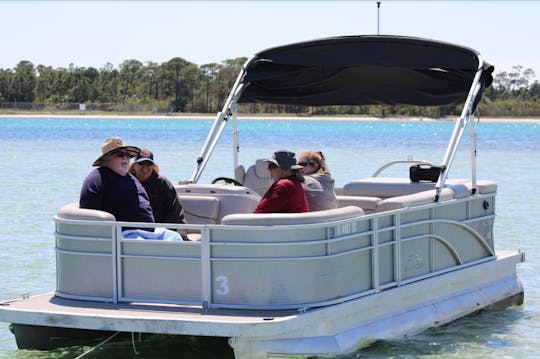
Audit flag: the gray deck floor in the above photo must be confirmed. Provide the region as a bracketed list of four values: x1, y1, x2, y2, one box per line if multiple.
[0, 292, 300, 337]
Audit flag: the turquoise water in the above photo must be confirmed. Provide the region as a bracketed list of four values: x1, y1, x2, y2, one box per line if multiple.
[0, 117, 539, 358]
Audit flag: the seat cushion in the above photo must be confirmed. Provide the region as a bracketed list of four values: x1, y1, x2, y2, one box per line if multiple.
[336, 195, 381, 210]
[343, 178, 437, 198]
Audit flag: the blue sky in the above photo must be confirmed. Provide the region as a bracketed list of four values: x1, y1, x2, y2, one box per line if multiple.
[2, 1, 538, 77]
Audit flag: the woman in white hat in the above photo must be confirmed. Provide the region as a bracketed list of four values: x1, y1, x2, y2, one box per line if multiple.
[79, 136, 155, 225]
[254, 149, 309, 213]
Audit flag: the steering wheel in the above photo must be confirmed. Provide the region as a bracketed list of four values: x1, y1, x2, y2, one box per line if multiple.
[211, 177, 243, 186]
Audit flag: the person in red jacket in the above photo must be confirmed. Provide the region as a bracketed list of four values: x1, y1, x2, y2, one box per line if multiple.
[254, 149, 310, 213]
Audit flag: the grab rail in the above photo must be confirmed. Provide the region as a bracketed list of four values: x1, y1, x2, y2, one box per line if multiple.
[372, 160, 433, 177]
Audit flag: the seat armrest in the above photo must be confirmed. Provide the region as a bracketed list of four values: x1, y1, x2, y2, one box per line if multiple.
[57, 203, 115, 221]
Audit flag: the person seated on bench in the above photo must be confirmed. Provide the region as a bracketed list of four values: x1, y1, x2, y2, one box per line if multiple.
[254, 149, 309, 213]
[130, 149, 188, 239]
[80, 138, 181, 241]
[80, 136, 154, 226]
[298, 150, 337, 211]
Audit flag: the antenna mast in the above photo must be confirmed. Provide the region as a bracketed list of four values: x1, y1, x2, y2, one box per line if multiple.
[377, 1, 381, 35]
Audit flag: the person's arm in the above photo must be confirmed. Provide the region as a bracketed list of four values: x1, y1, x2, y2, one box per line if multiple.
[79, 170, 103, 210]
[161, 181, 186, 224]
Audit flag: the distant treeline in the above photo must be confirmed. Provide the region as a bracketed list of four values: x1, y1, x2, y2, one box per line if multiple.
[0, 58, 538, 117]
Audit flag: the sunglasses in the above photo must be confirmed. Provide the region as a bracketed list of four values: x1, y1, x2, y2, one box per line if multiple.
[267, 163, 278, 170]
[112, 151, 134, 159]
[298, 161, 315, 167]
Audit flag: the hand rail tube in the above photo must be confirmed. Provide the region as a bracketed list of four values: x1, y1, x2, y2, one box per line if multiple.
[372, 160, 433, 177]
[189, 58, 252, 183]
[436, 61, 485, 201]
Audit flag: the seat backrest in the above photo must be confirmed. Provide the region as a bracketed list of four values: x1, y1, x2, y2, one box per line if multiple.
[242, 159, 273, 196]
[336, 195, 381, 211]
[55, 203, 116, 238]
[177, 184, 261, 223]
[57, 203, 116, 221]
[55, 203, 116, 299]
[343, 178, 437, 198]
[179, 195, 220, 224]
[220, 206, 364, 226]
[375, 188, 453, 212]
[235, 164, 246, 183]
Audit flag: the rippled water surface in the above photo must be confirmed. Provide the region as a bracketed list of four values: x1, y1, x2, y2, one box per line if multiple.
[0, 117, 538, 358]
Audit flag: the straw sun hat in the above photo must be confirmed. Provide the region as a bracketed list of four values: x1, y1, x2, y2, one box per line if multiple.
[92, 136, 140, 166]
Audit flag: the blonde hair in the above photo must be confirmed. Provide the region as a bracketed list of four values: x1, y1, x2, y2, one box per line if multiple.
[299, 150, 332, 176]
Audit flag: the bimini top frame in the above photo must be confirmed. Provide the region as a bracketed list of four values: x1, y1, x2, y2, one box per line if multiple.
[190, 35, 494, 198]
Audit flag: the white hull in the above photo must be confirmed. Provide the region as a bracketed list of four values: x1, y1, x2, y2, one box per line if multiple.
[230, 251, 523, 358]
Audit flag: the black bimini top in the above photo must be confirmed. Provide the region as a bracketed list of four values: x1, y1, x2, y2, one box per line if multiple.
[238, 35, 494, 108]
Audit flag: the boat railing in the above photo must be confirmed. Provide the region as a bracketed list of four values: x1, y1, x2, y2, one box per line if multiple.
[371, 160, 434, 177]
[54, 194, 497, 310]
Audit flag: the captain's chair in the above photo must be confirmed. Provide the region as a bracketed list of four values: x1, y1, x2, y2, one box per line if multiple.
[241, 159, 273, 196]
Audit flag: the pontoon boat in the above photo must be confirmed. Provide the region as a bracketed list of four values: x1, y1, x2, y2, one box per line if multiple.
[0, 35, 525, 359]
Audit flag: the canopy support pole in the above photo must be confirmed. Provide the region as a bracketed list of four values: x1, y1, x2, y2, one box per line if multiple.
[188, 61, 251, 183]
[231, 101, 240, 172]
[469, 112, 478, 194]
[435, 61, 484, 201]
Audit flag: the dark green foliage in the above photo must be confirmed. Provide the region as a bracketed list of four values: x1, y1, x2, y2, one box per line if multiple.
[0, 59, 538, 117]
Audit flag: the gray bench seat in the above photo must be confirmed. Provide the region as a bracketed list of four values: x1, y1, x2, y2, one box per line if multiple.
[176, 184, 261, 223]
[337, 178, 497, 213]
[343, 178, 497, 198]
[376, 188, 453, 212]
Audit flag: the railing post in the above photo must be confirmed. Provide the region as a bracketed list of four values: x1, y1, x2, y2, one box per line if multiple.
[201, 226, 211, 309]
[113, 224, 120, 304]
[429, 207, 435, 272]
[372, 217, 379, 291]
[395, 213, 401, 285]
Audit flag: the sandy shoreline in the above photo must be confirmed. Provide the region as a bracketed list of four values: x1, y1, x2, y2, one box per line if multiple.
[0, 113, 538, 123]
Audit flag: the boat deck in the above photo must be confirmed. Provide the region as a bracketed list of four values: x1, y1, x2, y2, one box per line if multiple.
[0, 292, 300, 338]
